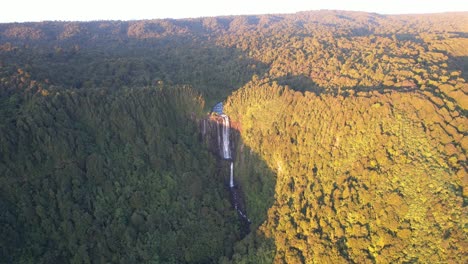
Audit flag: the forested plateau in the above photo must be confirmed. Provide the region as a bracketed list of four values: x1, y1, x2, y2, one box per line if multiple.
[0, 10, 467, 263]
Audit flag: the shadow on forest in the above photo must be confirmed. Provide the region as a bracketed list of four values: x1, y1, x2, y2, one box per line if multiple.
[449, 55, 468, 80]
[198, 114, 277, 261]
[202, 116, 277, 238]
[275, 74, 322, 94]
[231, 126, 276, 232]
[0, 20, 277, 262]
[0, 22, 270, 109]
[448, 31, 468, 38]
[0, 85, 277, 263]
[274, 74, 422, 96]
[2, 14, 466, 263]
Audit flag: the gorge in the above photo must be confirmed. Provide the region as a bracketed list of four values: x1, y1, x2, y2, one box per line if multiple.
[0, 10, 466, 263]
[214, 107, 251, 225]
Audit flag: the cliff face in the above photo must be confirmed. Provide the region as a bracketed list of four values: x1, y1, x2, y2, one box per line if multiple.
[199, 114, 251, 229]
[199, 114, 238, 160]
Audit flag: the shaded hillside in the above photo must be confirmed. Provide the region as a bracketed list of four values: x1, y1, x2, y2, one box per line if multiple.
[0, 86, 243, 263]
[0, 19, 270, 108]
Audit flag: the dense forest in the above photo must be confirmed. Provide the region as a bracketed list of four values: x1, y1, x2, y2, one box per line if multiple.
[0, 10, 467, 263]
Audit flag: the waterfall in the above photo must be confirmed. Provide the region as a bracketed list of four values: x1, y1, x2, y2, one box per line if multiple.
[212, 107, 250, 225]
[220, 114, 231, 160]
[218, 114, 234, 187]
[202, 119, 206, 137]
[216, 114, 233, 185]
[217, 121, 222, 156]
[230, 162, 234, 187]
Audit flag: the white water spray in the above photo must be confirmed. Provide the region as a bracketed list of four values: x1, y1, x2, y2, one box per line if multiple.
[213, 107, 250, 223]
[230, 162, 234, 188]
[220, 114, 231, 160]
[202, 119, 206, 136]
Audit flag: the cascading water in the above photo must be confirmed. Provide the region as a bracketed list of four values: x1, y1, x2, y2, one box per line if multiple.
[202, 119, 207, 137]
[211, 102, 251, 225]
[213, 107, 250, 224]
[230, 162, 234, 188]
[219, 114, 235, 188]
[220, 114, 231, 160]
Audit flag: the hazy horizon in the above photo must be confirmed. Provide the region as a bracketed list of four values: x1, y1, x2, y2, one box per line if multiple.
[1, 0, 467, 23]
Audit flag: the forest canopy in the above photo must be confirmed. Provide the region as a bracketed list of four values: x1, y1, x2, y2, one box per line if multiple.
[0, 10, 467, 263]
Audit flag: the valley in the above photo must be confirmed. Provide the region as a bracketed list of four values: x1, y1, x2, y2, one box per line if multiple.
[0, 10, 467, 263]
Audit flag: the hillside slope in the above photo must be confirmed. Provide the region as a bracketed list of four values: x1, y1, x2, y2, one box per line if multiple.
[0, 86, 241, 263]
[226, 79, 466, 263]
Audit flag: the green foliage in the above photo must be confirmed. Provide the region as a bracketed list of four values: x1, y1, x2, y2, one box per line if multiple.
[226, 80, 467, 263]
[0, 86, 239, 263]
[1, 10, 467, 264]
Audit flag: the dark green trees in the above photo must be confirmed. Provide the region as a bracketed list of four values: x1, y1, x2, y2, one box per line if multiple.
[0, 87, 239, 263]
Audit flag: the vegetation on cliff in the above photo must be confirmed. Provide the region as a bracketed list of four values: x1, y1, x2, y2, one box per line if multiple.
[0, 85, 242, 263]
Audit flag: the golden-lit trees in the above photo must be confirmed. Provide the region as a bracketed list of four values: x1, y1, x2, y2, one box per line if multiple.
[226, 79, 467, 263]
[1, 10, 467, 263]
